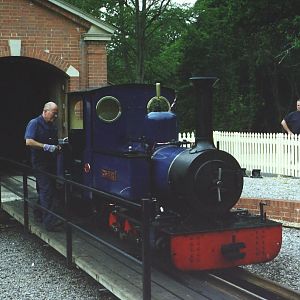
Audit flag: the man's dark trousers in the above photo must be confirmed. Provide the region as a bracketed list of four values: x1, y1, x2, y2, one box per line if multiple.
[34, 162, 59, 229]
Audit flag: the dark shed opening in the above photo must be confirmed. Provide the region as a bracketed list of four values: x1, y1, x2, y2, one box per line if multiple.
[0, 57, 67, 161]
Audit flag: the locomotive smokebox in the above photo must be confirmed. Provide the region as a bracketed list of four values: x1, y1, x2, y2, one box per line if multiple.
[190, 77, 217, 149]
[153, 76, 243, 217]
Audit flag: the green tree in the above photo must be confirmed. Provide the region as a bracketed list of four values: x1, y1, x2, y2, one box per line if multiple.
[65, 0, 190, 84]
[179, 0, 300, 132]
[64, 0, 300, 133]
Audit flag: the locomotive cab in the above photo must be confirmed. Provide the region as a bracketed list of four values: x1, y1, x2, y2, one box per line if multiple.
[65, 84, 177, 201]
[63, 92, 86, 183]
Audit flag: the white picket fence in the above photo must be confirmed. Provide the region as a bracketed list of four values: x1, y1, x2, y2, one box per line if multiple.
[178, 131, 300, 177]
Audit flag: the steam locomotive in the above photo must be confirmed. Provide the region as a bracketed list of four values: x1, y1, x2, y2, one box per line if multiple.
[61, 77, 282, 271]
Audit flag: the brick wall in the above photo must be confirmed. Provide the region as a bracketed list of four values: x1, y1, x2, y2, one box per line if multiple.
[86, 41, 108, 88]
[236, 198, 300, 226]
[0, 0, 108, 91]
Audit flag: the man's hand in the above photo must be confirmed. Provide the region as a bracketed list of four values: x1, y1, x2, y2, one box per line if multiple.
[43, 144, 57, 152]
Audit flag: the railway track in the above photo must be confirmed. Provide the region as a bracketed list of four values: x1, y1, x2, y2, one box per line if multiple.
[1, 174, 300, 300]
[153, 259, 300, 300]
[210, 268, 300, 300]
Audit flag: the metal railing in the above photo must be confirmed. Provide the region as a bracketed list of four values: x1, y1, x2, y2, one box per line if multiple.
[0, 157, 153, 300]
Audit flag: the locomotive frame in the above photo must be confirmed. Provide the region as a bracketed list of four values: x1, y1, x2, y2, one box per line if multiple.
[59, 78, 282, 271]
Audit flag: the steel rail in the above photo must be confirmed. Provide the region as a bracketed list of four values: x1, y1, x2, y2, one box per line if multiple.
[210, 267, 300, 300]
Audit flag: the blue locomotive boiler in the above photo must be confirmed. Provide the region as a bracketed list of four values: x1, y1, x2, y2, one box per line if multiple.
[151, 78, 243, 217]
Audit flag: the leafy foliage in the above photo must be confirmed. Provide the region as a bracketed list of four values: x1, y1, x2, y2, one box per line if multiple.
[64, 0, 300, 132]
[178, 0, 300, 132]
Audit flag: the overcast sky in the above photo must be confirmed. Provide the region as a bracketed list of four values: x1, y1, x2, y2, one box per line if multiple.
[172, 0, 197, 5]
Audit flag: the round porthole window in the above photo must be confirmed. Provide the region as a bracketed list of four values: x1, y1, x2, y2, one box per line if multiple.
[96, 96, 121, 122]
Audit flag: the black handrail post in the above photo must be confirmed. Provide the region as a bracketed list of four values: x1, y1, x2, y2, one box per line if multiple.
[0, 173, 2, 208]
[0, 158, 2, 209]
[66, 221, 73, 268]
[142, 198, 152, 300]
[64, 180, 73, 267]
[23, 169, 29, 233]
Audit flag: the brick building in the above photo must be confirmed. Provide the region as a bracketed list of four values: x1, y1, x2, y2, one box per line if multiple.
[0, 0, 114, 159]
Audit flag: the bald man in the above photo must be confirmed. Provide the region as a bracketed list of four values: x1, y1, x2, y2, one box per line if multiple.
[25, 102, 62, 231]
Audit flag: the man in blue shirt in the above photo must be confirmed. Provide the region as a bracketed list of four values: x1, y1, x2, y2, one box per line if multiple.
[281, 100, 300, 135]
[25, 102, 62, 231]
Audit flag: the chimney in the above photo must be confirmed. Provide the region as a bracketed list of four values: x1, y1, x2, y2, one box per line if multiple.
[190, 77, 217, 150]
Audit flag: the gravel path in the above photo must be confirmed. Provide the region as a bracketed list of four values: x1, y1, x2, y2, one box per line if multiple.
[241, 175, 300, 201]
[243, 227, 300, 292]
[242, 175, 300, 292]
[0, 220, 117, 300]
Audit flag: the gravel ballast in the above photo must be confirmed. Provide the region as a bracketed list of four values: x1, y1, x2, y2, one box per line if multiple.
[243, 227, 300, 292]
[241, 175, 300, 201]
[242, 175, 300, 292]
[0, 221, 117, 300]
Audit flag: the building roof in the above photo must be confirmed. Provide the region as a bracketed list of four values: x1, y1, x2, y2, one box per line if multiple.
[40, 0, 115, 41]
